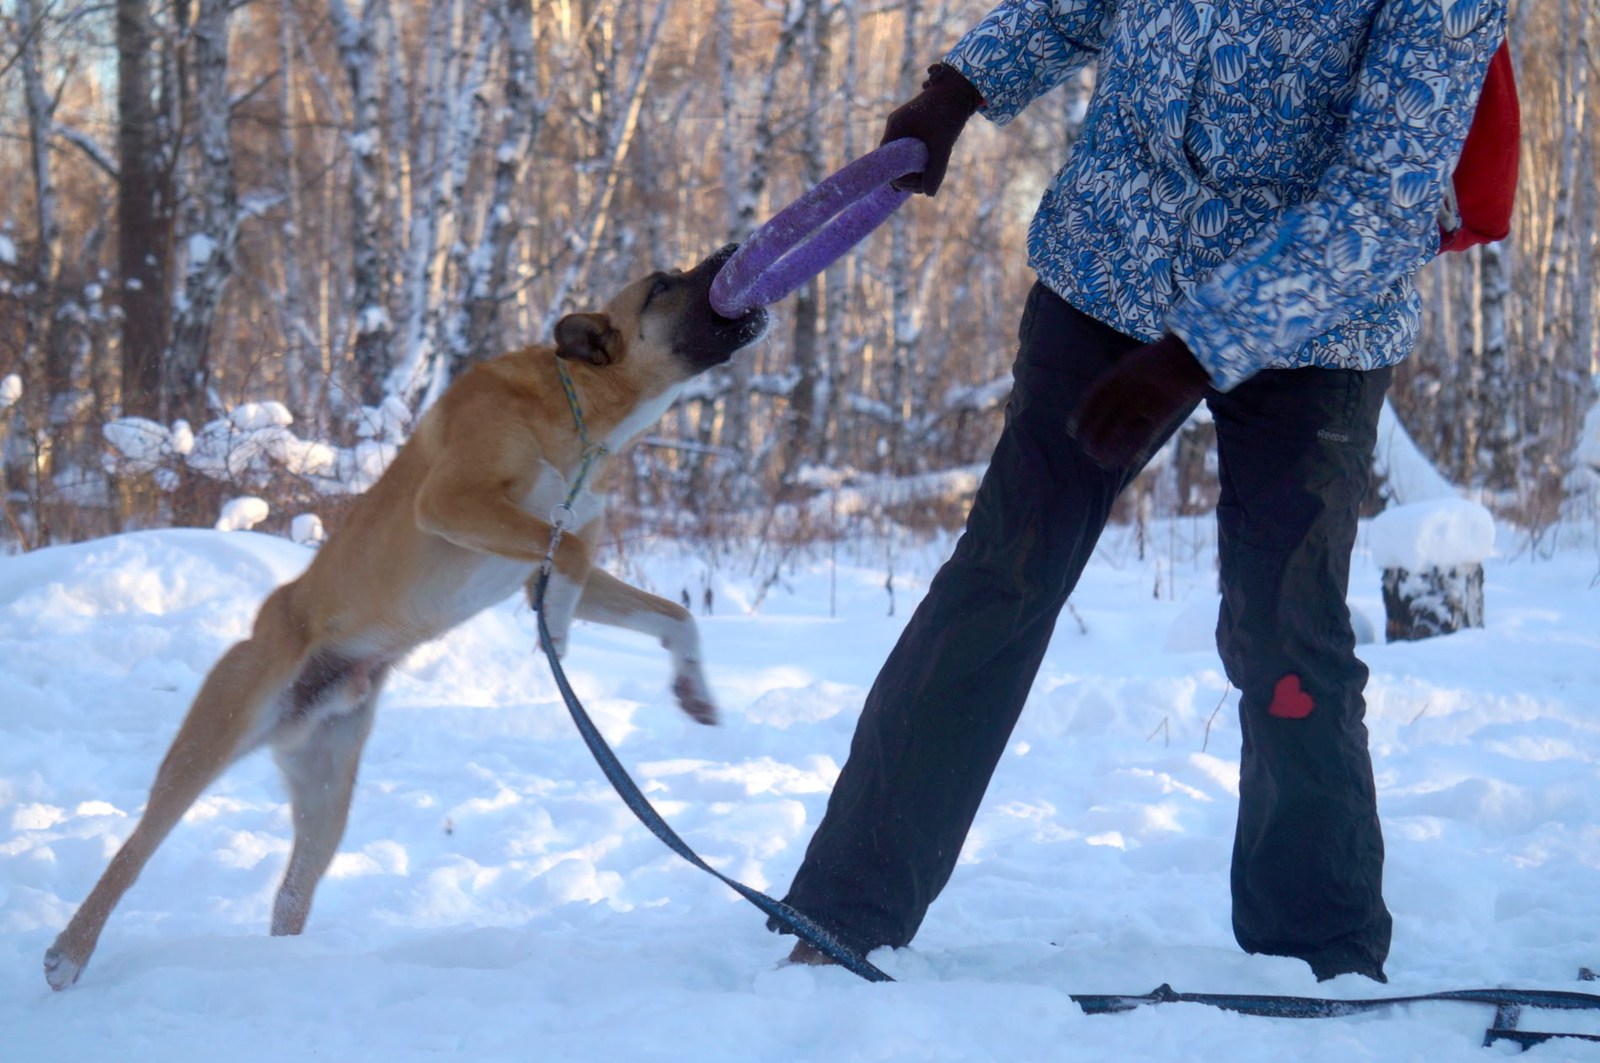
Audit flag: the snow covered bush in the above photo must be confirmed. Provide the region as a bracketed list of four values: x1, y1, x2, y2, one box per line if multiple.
[216, 496, 270, 531]
[102, 398, 409, 532]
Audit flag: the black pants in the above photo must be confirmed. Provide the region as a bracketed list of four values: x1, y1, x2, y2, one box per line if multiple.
[779, 282, 1393, 978]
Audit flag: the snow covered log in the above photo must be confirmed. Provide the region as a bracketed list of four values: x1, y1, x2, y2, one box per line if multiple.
[1369, 499, 1495, 642]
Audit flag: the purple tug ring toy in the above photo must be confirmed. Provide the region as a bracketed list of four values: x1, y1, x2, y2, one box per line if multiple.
[709, 137, 930, 319]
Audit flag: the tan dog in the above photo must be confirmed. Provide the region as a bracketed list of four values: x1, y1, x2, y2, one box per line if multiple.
[44, 245, 767, 989]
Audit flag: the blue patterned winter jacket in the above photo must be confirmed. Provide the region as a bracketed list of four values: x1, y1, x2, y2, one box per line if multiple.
[941, 0, 1507, 389]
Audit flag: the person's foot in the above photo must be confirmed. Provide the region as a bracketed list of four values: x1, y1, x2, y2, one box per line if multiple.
[1310, 954, 1388, 984]
[784, 940, 840, 967]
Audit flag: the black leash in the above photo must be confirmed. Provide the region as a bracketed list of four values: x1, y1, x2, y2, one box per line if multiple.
[532, 565, 1600, 1045]
[534, 577, 1600, 1046]
[531, 569, 893, 983]
[530, 382, 1594, 1030]
[1071, 979, 1600, 1050]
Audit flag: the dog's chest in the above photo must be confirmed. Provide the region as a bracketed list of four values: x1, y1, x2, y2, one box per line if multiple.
[602, 383, 685, 452]
[520, 457, 604, 530]
[417, 460, 603, 630]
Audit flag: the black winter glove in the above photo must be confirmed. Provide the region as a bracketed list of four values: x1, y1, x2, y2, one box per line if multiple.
[881, 63, 984, 196]
[1072, 333, 1212, 469]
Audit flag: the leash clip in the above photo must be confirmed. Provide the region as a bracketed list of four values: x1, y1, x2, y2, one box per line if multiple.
[541, 502, 576, 576]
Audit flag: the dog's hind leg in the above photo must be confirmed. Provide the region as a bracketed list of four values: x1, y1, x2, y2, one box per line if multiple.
[567, 567, 717, 725]
[44, 588, 303, 989]
[268, 663, 385, 937]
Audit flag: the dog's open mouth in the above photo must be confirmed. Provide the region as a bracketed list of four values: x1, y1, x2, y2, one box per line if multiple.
[674, 244, 769, 367]
[702, 245, 768, 347]
[716, 304, 769, 348]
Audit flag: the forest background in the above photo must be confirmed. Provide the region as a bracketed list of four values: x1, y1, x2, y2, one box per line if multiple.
[1, 0, 1597, 556]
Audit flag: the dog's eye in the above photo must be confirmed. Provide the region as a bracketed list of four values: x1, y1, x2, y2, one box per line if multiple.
[643, 276, 671, 308]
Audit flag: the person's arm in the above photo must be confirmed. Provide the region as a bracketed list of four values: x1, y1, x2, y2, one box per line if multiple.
[940, 0, 1120, 126]
[1167, 1, 1507, 391]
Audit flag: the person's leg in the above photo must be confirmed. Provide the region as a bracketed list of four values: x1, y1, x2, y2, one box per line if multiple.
[777, 284, 1194, 956]
[1208, 365, 1394, 981]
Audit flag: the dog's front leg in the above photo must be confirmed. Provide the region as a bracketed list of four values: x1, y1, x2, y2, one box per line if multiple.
[415, 459, 596, 618]
[561, 567, 717, 725]
[529, 564, 584, 660]
[518, 512, 601, 659]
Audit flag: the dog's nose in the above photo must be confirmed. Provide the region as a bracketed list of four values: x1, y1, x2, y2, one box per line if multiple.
[705, 243, 739, 271]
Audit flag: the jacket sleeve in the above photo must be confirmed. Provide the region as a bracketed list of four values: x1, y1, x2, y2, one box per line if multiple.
[1166, 0, 1508, 391]
[940, 0, 1120, 126]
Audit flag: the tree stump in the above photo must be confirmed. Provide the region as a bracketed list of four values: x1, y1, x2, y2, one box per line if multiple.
[1369, 498, 1495, 644]
[1380, 563, 1485, 642]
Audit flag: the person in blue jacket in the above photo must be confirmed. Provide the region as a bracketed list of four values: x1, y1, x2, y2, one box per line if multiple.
[775, 0, 1508, 983]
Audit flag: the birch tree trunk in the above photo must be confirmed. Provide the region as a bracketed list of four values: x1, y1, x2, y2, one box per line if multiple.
[537, 0, 672, 334]
[1529, 0, 1579, 473]
[1444, 255, 1472, 479]
[384, 0, 456, 408]
[1573, 131, 1596, 396]
[13, 0, 61, 539]
[17, 0, 59, 370]
[277, 0, 322, 424]
[778, 0, 836, 491]
[455, 0, 545, 368]
[1556, 2, 1592, 449]
[330, 0, 392, 407]
[117, 0, 177, 419]
[685, 0, 743, 506]
[420, 9, 498, 408]
[818, 0, 861, 471]
[167, 0, 240, 425]
[716, 0, 808, 490]
[884, 0, 923, 476]
[1478, 240, 1516, 487]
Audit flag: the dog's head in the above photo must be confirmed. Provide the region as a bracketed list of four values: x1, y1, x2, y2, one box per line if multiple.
[553, 245, 768, 382]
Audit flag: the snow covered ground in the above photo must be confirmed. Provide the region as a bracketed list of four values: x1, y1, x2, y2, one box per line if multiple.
[2, 520, 1599, 1061]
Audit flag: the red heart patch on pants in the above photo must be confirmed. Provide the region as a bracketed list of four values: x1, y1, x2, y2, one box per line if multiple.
[1268, 674, 1315, 719]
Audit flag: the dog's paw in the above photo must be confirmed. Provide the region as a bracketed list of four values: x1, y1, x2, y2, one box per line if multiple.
[540, 627, 569, 660]
[43, 945, 85, 991]
[672, 673, 718, 725]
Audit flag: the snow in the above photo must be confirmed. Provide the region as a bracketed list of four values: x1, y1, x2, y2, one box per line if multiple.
[266, 433, 337, 479]
[170, 419, 195, 456]
[100, 418, 171, 473]
[0, 233, 16, 266]
[3, 522, 1599, 1062]
[103, 404, 400, 499]
[228, 402, 294, 432]
[187, 233, 216, 267]
[1375, 399, 1458, 504]
[945, 376, 1013, 414]
[289, 514, 325, 547]
[355, 397, 412, 443]
[1367, 499, 1497, 572]
[215, 497, 270, 532]
[359, 304, 392, 336]
[1, 373, 22, 410]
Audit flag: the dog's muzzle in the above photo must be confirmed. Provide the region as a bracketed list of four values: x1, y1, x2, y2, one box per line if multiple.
[690, 244, 768, 355]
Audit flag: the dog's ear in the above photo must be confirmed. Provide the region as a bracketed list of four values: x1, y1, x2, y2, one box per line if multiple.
[554, 313, 624, 366]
